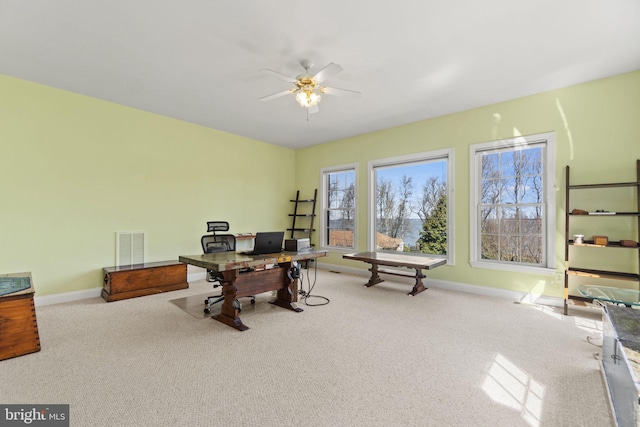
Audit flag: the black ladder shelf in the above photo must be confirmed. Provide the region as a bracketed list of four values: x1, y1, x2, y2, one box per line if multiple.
[288, 189, 317, 241]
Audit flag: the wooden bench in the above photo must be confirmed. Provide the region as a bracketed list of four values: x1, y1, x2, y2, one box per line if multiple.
[102, 260, 188, 302]
[343, 251, 446, 296]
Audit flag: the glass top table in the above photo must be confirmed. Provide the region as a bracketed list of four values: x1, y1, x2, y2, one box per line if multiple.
[578, 284, 640, 307]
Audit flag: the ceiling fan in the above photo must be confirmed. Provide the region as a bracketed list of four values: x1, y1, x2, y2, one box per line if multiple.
[259, 60, 361, 114]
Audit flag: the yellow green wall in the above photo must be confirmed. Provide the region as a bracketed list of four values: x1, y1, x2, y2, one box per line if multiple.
[3, 71, 639, 299]
[295, 70, 640, 298]
[0, 75, 295, 296]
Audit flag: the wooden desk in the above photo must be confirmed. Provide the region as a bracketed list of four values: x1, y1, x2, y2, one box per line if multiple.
[179, 250, 326, 331]
[343, 251, 446, 296]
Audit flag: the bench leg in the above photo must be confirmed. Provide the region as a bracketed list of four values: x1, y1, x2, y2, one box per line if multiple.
[365, 263, 384, 287]
[408, 269, 428, 296]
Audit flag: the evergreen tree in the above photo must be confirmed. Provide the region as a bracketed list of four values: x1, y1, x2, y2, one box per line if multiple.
[417, 193, 447, 254]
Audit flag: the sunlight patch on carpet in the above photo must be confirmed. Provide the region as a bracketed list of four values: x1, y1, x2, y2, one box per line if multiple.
[573, 315, 602, 335]
[523, 303, 563, 320]
[519, 280, 549, 305]
[482, 353, 545, 427]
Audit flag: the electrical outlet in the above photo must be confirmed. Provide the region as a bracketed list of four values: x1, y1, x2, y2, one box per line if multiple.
[554, 272, 564, 286]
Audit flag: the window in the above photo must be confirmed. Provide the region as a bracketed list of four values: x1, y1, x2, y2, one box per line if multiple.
[368, 149, 454, 263]
[321, 165, 357, 250]
[470, 132, 555, 273]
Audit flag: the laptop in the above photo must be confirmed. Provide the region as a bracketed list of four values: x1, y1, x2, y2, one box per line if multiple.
[243, 231, 284, 255]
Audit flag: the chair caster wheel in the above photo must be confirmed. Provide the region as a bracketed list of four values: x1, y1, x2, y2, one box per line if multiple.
[204, 308, 210, 314]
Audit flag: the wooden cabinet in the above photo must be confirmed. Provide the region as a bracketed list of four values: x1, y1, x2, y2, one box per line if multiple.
[563, 160, 640, 314]
[102, 261, 188, 302]
[0, 273, 40, 361]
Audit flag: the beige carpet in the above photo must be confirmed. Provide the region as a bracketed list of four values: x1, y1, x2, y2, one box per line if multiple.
[0, 269, 613, 426]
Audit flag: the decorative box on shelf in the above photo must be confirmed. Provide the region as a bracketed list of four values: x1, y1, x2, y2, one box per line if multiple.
[593, 235, 609, 246]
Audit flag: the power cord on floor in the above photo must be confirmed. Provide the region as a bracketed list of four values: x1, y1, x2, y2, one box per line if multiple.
[297, 260, 329, 306]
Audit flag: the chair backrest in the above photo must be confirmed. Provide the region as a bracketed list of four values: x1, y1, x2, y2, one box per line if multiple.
[207, 221, 229, 234]
[201, 234, 236, 254]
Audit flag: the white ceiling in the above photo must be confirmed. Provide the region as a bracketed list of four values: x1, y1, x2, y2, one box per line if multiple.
[1, 1, 639, 149]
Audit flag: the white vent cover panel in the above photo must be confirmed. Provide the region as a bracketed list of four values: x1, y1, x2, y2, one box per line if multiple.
[116, 231, 147, 266]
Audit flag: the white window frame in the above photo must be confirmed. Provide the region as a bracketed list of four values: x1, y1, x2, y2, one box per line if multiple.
[469, 132, 556, 274]
[320, 163, 358, 251]
[367, 148, 454, 265]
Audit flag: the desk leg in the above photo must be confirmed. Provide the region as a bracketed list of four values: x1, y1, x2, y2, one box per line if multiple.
[364, 263, 384, 287]
[408, 269, 427, 296]
[212, 270, 249, 331]
[270, 262, 303, 312]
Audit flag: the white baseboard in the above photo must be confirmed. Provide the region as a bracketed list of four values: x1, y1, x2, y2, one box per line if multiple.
[34, 287, 103, 307]
[188, 271, 206, 282]
[316, 261, 563, 308]
[33, 263, 563, 308]
[34, 274, 208, 307]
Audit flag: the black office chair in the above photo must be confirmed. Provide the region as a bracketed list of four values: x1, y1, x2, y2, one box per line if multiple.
[201, 221, 254, 314]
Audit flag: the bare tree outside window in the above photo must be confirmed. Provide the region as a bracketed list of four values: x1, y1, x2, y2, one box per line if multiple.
[470, 133, 554, 271]
[376, 175, 414, 241]
[479, 146, 544, 264]
[325, 169, 356, 248]
[373, 158, 449, 255]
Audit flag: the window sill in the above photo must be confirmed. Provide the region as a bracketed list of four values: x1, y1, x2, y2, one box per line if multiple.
[470, 261, 556, 276]
[319, 246, 356, 253]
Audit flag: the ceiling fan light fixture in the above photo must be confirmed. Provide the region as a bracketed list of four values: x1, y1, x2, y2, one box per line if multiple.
[295, 89, 321, 108]
[260, 60, 359, 112]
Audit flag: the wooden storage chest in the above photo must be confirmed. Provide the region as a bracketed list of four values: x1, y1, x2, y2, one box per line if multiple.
[0, 273, 40, 361]
[102, 261, 188, 302]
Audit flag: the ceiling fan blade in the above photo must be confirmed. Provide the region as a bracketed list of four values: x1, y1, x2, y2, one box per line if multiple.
[308, 104, 320, 114]
[259, 88, 296, 102]
[312, 63, 343, 83]
[260, 69, 298, 83]
[322, 86, 361, 99]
